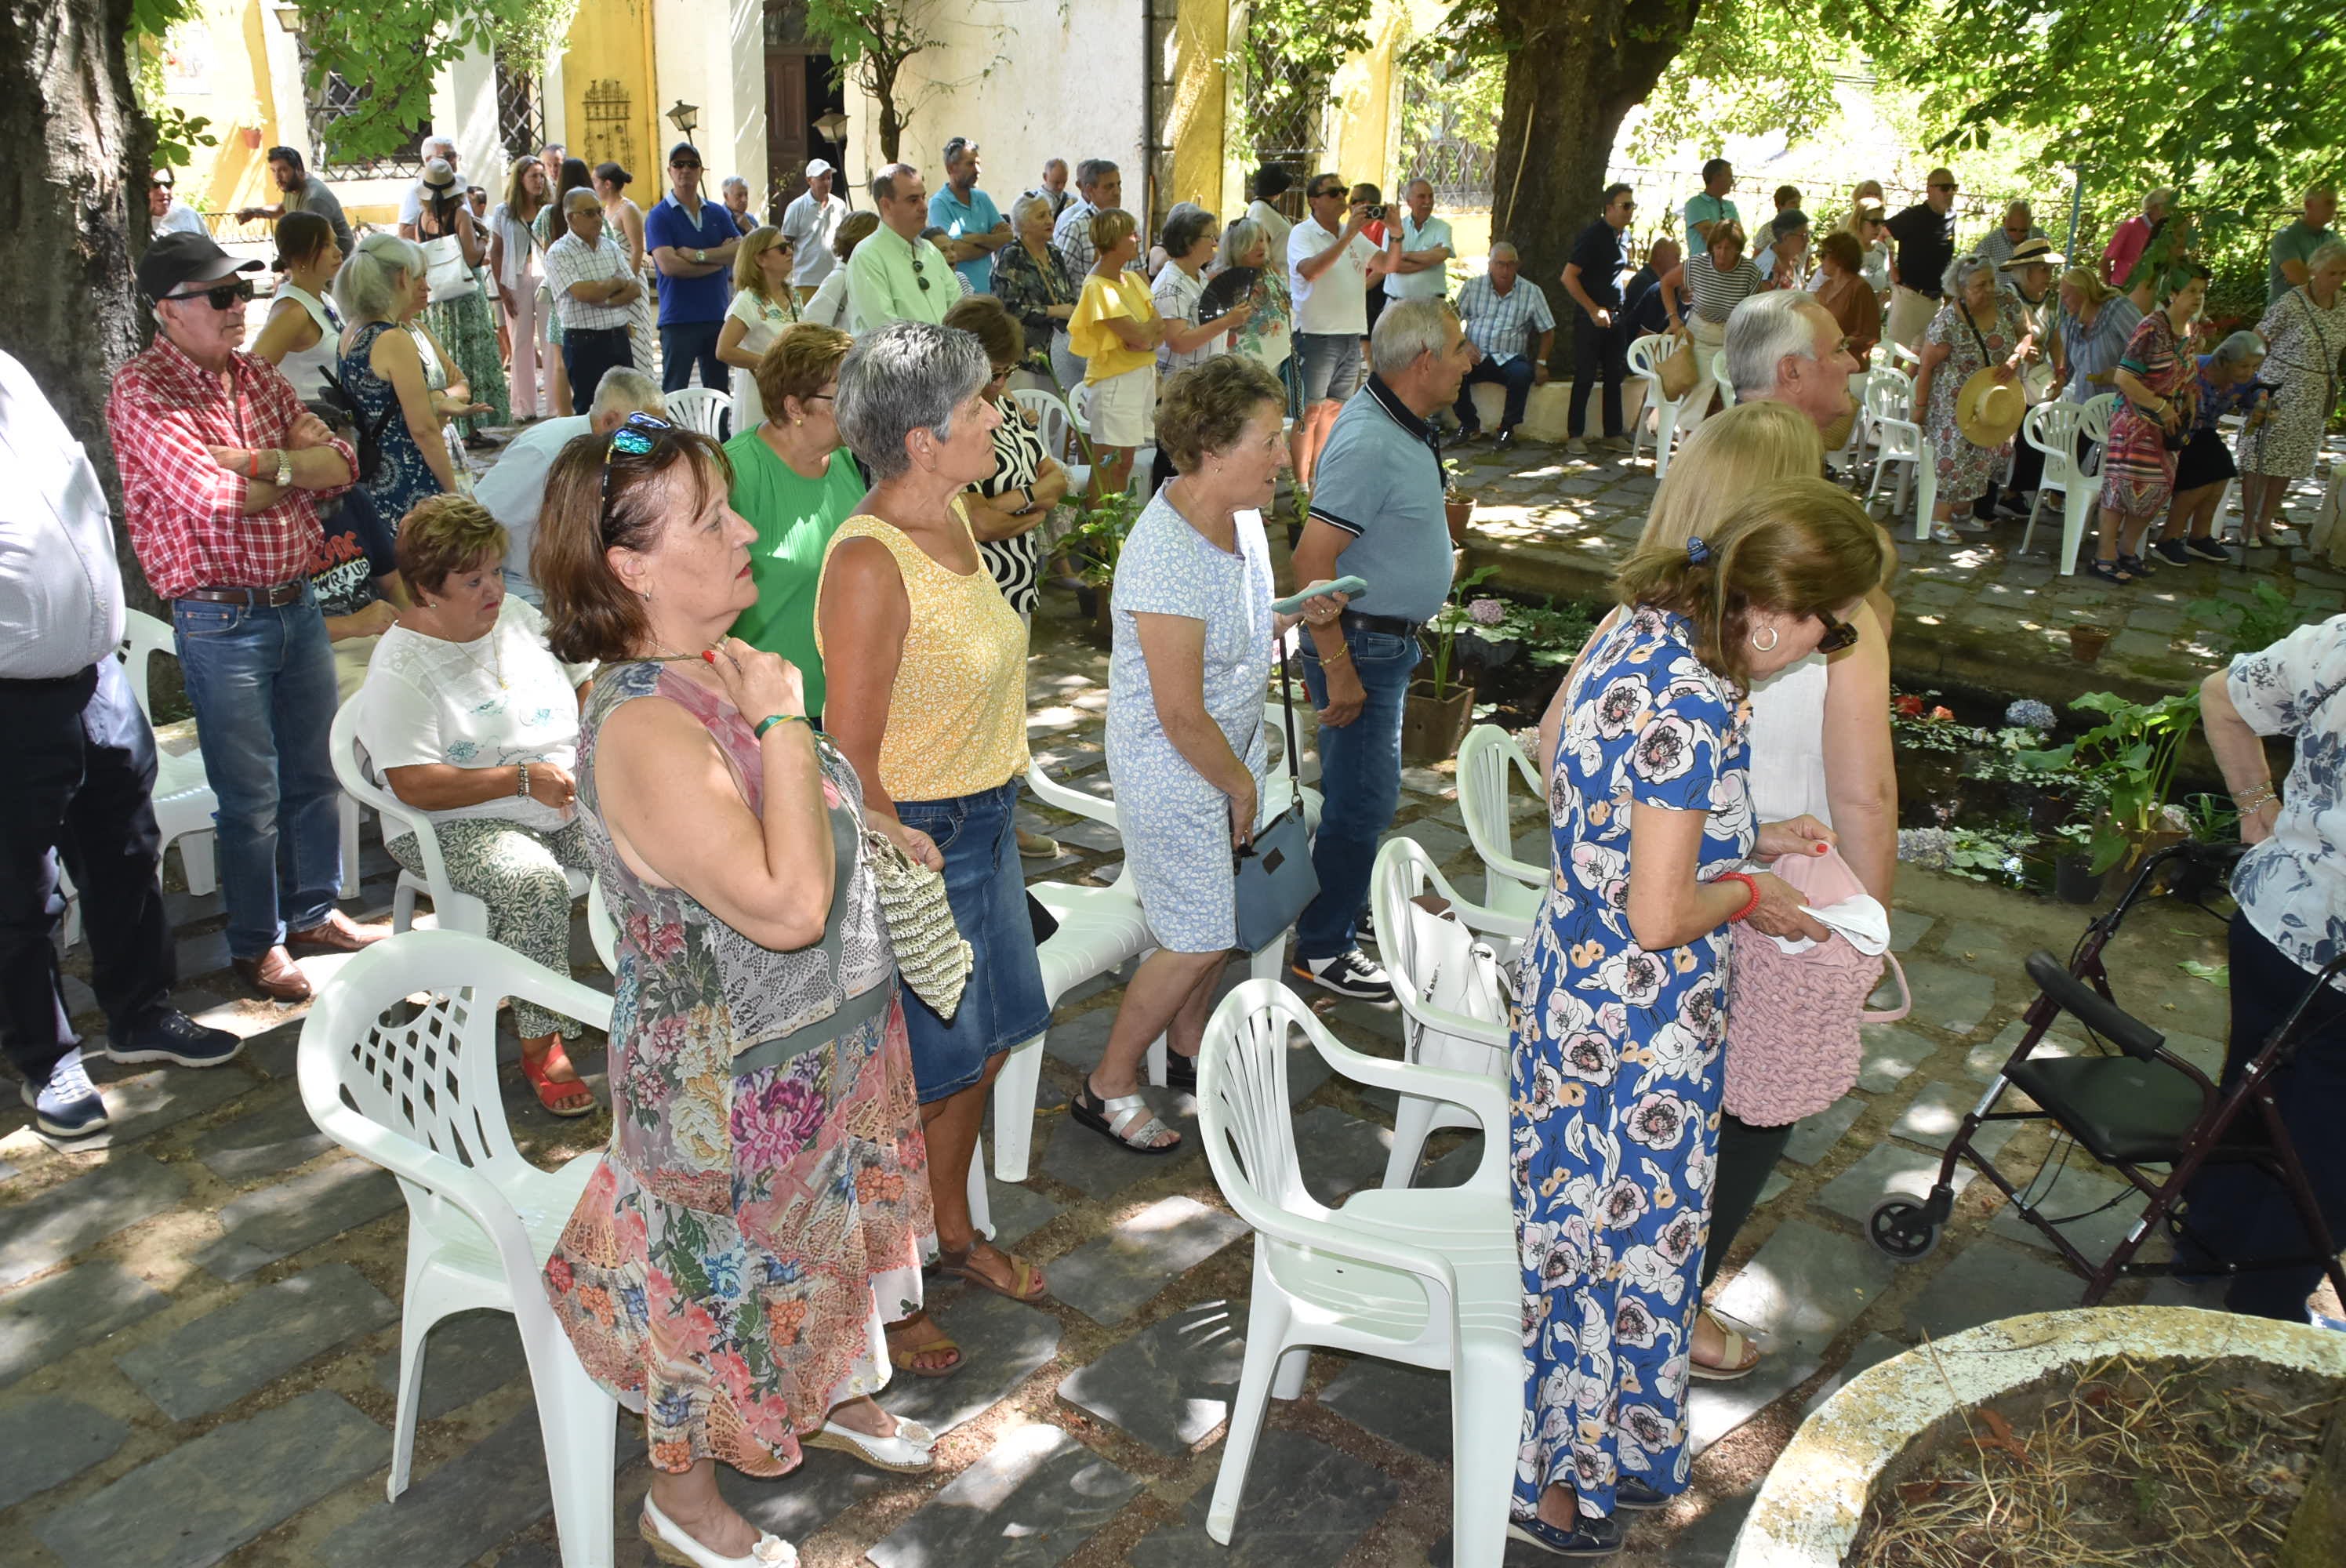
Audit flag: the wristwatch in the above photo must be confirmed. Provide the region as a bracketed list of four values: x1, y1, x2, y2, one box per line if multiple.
[272, 449, 292, 487]
[693, 248, 707, 264]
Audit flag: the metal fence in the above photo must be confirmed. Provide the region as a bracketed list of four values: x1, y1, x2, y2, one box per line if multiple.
[495, 53, 549, 163]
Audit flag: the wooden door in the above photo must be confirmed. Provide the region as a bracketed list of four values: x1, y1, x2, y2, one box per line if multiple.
[764, 51, 808, 223]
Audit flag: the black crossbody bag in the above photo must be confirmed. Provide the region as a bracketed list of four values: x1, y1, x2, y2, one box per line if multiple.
[1233, 635, 1321, 954]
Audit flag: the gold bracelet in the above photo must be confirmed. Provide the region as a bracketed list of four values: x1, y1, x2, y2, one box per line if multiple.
[1319, 642, 1353, 666]
[2232, 783, 2278, 813]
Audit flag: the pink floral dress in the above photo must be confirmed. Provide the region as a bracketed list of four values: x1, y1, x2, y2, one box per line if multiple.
[544, 661, 932, 1476]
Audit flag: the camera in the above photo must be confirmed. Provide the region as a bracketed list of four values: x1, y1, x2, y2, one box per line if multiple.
[1363, 202, 1387, 221]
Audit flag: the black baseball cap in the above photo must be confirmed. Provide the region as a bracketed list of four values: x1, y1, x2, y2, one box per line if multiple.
[668, 142, 702, 167]
[136, 231, 263, 300]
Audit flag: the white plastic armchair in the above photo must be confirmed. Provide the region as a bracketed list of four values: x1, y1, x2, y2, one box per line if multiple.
[329, 697, 590, 937]
[663, 385, 732, 440]
[297, 930, 617, 1566]
[1009, 385, 1089, 499]
[1827, 369, 1874, 473]
[1197, 979, 1518, 1568]
[2076, 392, 2118, 473]
[1624, 333, 1691, 477]
[1860, 365, 1937, 540]
[1712, 348, 1738, 408]
[118, 609, 221, 898]
[1371, 838, 1527, 1189]
[1454, 724, 1546, 923]
[2017, 401, 2094, 575]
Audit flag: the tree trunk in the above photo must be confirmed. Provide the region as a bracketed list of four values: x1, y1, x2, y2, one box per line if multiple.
[2, 0, 156, 612]
[867, 58, 904, 163]
[1491, 0, 1701, 373]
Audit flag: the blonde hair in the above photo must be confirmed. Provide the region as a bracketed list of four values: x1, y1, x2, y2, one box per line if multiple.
[2060, 266, 2112, 308]
[732, 225, 796, 302]
[1089, 207, 1137, 256]
[1638, 402, 1824, 552]
[1614, 477, 1887, 685]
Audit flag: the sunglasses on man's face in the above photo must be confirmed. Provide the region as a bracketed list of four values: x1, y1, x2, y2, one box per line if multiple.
[166, 278, 256, 312]
[1930, 183, 1958, 193]
[672, 160, 702, 172]
[1815, 608, 1860, 655]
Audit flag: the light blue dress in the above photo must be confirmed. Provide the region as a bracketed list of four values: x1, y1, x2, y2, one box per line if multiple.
[1106, 488, 1276, 952]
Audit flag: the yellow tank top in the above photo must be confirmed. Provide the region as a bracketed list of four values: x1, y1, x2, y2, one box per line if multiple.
[816, 500, 1030, 803]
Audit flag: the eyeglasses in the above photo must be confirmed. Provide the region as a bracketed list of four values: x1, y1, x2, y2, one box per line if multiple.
[164, 278, 255, 311]
[1815, 609, 1860, 655]
[988, 362, 1017, 381]
[599, 413, 680, 538]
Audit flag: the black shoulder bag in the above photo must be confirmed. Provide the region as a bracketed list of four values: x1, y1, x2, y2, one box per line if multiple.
[1233, 634, 1322, 954]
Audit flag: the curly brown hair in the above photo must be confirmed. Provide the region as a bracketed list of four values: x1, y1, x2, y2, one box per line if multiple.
[395, 495, 507, 597]
[1156, 356, 1284, 474]
[754, 321, 855, 422]
[536, 423, 734, 664]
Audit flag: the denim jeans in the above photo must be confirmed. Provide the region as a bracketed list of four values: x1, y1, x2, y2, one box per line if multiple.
[171, 586, 344, 959]
[1295, 628, 1421, 961]
[659, 320, 725, 397]
[1454, 355, 1536, 433]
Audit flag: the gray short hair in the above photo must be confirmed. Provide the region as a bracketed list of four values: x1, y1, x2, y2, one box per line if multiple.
[2308, 239, 2346, 274]
[1724, 292, 1826, 398]
[1369, 298, 1456, 378]
[835, 320, 991, 481]
[562, 187, 600, 216]
[721, 174, 749, 195]
[334, 232, 427, 322]
[1487, 241, 1520, 262]
[1218, 217, 1265, 271]
[1160, 202, 1215, 260]
[1012, 191, 1055, 227]
[1404, 177, 1433, 198]
[2210, 331, 2267, 370]
[1075, 158, 1118, 190]
[1941, 251, 2010, 300]
[589, 368, 666, 421]
[943, 136, 976, 165]
[2144, 186, 2177, 213]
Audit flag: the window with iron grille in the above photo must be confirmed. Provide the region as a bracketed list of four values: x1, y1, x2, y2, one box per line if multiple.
[1399, 73, 1494, 210]
[306, 52, 431, 180]
[495, 50, 548, 162]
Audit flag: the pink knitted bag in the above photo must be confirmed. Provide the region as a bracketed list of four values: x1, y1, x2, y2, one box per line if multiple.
[1722, 846, 1909, 1127]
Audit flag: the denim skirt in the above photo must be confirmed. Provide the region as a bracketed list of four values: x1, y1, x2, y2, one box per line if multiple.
[893, 778, 1050, 1102]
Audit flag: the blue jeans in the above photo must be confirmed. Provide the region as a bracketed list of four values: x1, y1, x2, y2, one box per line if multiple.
[659, 321, 725, 397]
[171, 586, 344, 959]
[1295, 628, 1421, 961]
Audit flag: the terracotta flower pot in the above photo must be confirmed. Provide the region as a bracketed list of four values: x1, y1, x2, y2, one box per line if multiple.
[1401, 679, 1475, 765]
[1444, 494, 1475, 546]
[2068, 623, 2114, 664]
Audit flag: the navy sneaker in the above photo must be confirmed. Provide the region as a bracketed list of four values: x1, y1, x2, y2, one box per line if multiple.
[1292, 947, 1395, 1005]
[107, 1010, 242, 1069]
[22, 1047, 108, 1138]
[1613, 1478, 1670, 1511]
[1506, 1513, 1623, 1557]
[2185, 535, 2232, 564]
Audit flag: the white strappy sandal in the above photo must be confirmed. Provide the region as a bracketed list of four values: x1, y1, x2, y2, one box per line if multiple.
[640, 1494, 797, 1568]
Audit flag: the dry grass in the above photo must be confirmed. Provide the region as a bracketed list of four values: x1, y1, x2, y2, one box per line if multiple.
[1847, 1352, 2340, 1568]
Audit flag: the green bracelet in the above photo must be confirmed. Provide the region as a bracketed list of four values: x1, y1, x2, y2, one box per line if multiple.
[754, 713, 809, 740]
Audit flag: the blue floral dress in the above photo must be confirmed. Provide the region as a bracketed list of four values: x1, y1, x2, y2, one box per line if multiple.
[341, 321, 448, 531]
[1511, 606, 1752, 1521]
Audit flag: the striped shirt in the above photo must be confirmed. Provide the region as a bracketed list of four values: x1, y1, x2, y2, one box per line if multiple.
[1687, 252, 1763, 324]
[543, 231, 637, 331]
[1153, 263, 1228, 375]
[1977, 224, 2047, 271]
[1454, 272, 1556, 364]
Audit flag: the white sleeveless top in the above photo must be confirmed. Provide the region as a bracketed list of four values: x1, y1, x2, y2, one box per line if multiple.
[271, 282, 342, 404]
[1746, 654, 1832, 826]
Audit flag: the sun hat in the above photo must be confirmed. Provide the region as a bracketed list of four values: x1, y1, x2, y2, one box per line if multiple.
[419, 158, 458, 191]
[1956, 367, 2026, 446]
[1999, 236, 2068, 270]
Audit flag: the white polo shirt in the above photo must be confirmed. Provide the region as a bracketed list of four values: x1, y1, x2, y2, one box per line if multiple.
[1287, 216, 1379, 337]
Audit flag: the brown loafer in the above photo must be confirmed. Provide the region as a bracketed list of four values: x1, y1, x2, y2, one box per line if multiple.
[287, 909, 390, 954]
[234, 945, 313, 1003]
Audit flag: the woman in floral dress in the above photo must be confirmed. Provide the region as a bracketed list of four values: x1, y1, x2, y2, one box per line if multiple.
[1510, 478, 1883, 1557]
[2091, 266, 2207, 583]
[1912, 253, 2032, 544]
[2239, 241, 2346, 547]
[535, 416, 939, 1567]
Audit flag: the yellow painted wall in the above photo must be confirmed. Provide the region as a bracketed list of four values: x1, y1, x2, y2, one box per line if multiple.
[152, 0, 279, 220]
[1168, 0, 1229, 213]
[561, 0, 662, 184]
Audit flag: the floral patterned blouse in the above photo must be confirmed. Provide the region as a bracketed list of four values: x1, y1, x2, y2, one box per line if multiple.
[2226, 616, 2346, 981]
[990, 239, 1078, 377]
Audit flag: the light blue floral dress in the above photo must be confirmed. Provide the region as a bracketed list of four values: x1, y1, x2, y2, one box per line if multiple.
[1106, 488, 1275, 952]
[1511, 606, 1751, 1520]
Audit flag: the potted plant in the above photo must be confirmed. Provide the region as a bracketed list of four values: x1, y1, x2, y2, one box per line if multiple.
[2018, 688, 2203, 878]
[1402, 565, 1497, 764]
[2049, 822, 2102, 902]
[1444, 486, 1476, 546]
[2068, 620, 2114, 663]
[1062, 490, 1142, 650]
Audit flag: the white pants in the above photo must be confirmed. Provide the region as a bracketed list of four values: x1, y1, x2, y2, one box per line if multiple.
[503, 274, 548, 421]
[1887, 285, 1936, 360]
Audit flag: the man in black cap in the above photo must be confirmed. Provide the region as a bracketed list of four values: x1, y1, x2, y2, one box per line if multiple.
[105, 231, 387, 1005]
[1, 347, 244, 1138]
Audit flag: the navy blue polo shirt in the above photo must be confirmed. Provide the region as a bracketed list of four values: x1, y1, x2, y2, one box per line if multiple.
[644, 194, 735, 325]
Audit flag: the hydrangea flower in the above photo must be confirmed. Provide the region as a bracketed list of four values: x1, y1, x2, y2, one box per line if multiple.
[1898, 827, 1955, 869]
[2005, 698, 2057, 731]
[1468, 597, 1507, 626]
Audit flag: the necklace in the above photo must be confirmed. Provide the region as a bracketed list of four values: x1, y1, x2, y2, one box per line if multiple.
[456, 626, 507, 689]
[644, 636, 717, 662]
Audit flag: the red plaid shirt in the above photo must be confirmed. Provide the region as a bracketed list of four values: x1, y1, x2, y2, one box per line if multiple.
[105, 334, 354, 601]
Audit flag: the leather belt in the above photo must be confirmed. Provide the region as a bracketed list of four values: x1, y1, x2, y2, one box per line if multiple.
[1339, 609, 1422, 640]
[567, 325, 628, 337]
[180, 583, 305, 608]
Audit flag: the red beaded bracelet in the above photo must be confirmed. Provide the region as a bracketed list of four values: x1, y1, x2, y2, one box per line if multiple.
[1716, 870, 1762, 923]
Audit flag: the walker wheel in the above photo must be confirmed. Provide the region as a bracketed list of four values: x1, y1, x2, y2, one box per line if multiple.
[1868, 1198, 1941, 1261]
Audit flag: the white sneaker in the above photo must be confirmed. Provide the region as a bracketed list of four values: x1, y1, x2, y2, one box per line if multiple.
[1291, 948, 1395, 1004]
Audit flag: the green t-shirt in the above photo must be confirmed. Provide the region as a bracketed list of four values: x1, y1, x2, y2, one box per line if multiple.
[2269, 219, 2335, 303]
[723, 430, 866, 718]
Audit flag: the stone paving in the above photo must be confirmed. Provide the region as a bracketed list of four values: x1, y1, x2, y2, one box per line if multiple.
[1447, 429, 2346, 710]
[0, 520, 2318, 1568]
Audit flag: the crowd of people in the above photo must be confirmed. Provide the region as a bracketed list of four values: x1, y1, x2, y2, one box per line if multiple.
[5, 135, 2339, 1568]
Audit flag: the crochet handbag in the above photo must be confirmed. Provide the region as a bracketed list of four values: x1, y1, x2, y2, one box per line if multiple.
[1658, 332, 1700, 401]
[861, 826, 971, 1021]
[1722, 847, 1909, 1127]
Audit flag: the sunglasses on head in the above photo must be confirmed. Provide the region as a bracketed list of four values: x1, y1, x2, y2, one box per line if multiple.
[599, 412, 681, 536]
[165, 278, 256, 312]
[1815, 608, 1860, 655]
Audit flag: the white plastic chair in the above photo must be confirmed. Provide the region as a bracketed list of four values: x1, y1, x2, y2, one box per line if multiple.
[329, 698, 590, 938]
[1197, 979, 1517, 1567]
[1009, 385, 1090, 499]
[1065, 380, 1156, 498]
[663, 385, 732, 440]
[297, 930, 616, 1566]
[1712, 348, 1738, 408]
[118, 609, 221, 898]
[1624, 333, 1692, 477]
[2017, 401, 2096, 575]
[1370, 839, 1527, 1189]
[1827, 369, 1873, 474]
[1859, 366, 1937, 540]
[1453, 724, 1547, 924]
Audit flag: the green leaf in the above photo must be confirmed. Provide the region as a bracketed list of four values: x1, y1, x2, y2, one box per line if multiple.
[2179, 960, 2229, 988]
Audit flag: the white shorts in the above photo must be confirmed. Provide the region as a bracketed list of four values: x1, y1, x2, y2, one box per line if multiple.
[1086, 365, 1157, 448]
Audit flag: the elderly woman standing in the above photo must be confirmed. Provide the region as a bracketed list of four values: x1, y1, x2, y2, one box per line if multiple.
[1153, 205, 1252, 379]
[1217, 217, 1295, 411]
[336, 233, 483, 527]
[2153, 330, 2270, 565]
[1659, 220, 1763, 430]
[818, 321, 1051, 1335]
[716, 226, 801, 430]
[533, 417, 940, 1566]
[412, 160, 511, 444]
[805, 212, 882, 332]
[2240, 241, 2346, 548]
[1513, 479, 1883, 1555]
[2186, 615, 2346, 1323]
[942, 296, 1072, 625]
[990, 193, 1081, 387]
[2091, 265, 2207, 583]
[1912, 253, 2032, 544]
[1080, 358, 1334, 1150]
[354, 495, 598, 1116]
